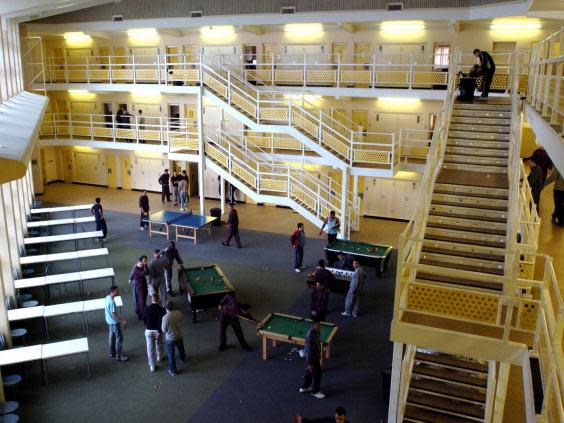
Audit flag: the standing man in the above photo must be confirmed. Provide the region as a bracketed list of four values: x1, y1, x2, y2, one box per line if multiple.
[171, 170, 180, 206]
[129, 256, 149, 320]
[342, 260, 366, 318]
[526, 157, 543, 211]
[544, 168, 563, 226]
[105, 285, 128, 362]
[311, 279, 330, 322]
[473, 49, 496, 99]
[163, 241, 184, 297]
[91, 197, 107, 241]
[299, 317, 325, 399]
[319, 211, 340, 244]
[291, 223, 306, 273]
[178, 175, 189, 211]
[222, 203, 242, 248]
[138, 189, 150, 230]
[144, 294, 166, 372]
[314, 260, 337, 288]
[137, 110, 146, 143]
[334, 253, 353, 271]
[162, 300, 186, 376]
[218, 292, 253, 352]
[158, 169, 171, 204]
[148, 249, 168, 305]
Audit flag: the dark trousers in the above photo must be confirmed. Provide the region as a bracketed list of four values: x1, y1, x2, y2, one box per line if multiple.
[166, 339, 186, 373]
[553, 190, 564, 224]
[140, 210, 149, 228]
[96, 219, 107, 239]
[481, 70, 495, 97]
[302, 360, 322, 393]
[327, 233, 338, 244]
[161, 185, 171, 203]
[294, 246, 304, 269]
[134, 282, 148, 320]
[219, 315, 250, 349]
[225, 226, 241, 247]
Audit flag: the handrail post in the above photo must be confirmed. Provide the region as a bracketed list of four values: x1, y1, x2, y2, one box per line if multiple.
[371, 53, 376, 89]
[132, 55, 136, 84]
[108, 55, 112, 83]
[303, 51, 307, 87]
[270, 52, 275, 84]
[90, 114, 93, 142]
[408, 54, 413, 89]
[86, 56, 90, 83]
[337, 53, 341, 88]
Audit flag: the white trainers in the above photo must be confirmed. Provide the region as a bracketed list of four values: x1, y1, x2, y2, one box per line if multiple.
[139, 227, 145, 231]
[294, 268, 301, 273]
[299, 387, 312, 393]
[150, 365, 156, 372]
[341, 312, 351, 317]
[311, 392, 326, 399]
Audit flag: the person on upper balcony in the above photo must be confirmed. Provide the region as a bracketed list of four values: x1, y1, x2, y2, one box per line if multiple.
[473, 49, 496, 99]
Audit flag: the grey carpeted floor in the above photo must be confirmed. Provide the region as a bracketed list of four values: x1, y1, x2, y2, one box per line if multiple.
[11, 207, 394, 423]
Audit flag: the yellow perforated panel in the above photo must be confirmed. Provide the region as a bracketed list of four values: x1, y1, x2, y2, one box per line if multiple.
[291, 184, 316, 211]
[68, 70, 87, 81]
[407, 283, 500, 323]
[259, 179, 287, 192]
[517, 301, 539, 331]
[72, 126, 90, 137]
[322, 130, 349, 158]
[274, 137, 301, 150]
[233, 163, 256, 188]
[116, 129, 134, 139]
[90, 70, 109, 81]
[246, 70, 272, 82]
[412, 72, 448, 85]
[112, 69, 134, 81]
[274, 70, 303, 83]
[292, 112, 318, 139]
[519, 261, 535, 279]
[169, 69, 199, 82]
[170, 137, 198, 150]
[353, 150, 391, 164]
[206, 144, 228, 167]
[135, 69, 158, 82]
[306, 70, 336, 83]
[340, 70, 371, 83]
[232, 93, 257, 117]
[375, 71, 409, 85]
[204, 73, 228, 98]
[518, 74, 528, 92]
[93, 127, 113, 138]
[260, 107, 288, 122]
[138, 130, 160, 141]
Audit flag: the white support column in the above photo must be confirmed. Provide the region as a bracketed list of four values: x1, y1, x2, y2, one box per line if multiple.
[0, 184, 18, 303]
[197, 88, 205, 216]
[220, 176, 226, 213]
[492, 362, 511, 423]
[339, 166, 348, 239]
[522, 353, 537, 423]
[387, 342, 404, 423]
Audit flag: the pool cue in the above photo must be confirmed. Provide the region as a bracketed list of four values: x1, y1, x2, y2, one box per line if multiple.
[235, 314, 260, 325]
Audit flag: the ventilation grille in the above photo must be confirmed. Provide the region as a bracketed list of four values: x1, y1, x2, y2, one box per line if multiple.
[386, 2, 404, 9]
[281, 6, 296, 14]
[112, 14, 124, 21]
[190, 10, 203, 17]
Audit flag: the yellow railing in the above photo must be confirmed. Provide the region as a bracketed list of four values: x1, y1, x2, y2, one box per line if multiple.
[527, 27, 564, 137]
[39, 113, 198, 151]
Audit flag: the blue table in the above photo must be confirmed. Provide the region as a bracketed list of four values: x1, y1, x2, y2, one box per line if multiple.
[143, 211, 217, 244]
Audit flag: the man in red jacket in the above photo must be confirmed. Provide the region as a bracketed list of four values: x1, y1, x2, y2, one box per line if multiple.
[291, 223, 306, 272]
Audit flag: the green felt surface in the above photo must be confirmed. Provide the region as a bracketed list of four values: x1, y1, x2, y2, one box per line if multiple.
[326, 239, 390, 257]
[183, 266, 231, 295]
[262, 314, 335, 343]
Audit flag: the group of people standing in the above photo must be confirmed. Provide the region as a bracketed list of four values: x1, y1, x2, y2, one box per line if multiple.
[157, 169, 190, 210]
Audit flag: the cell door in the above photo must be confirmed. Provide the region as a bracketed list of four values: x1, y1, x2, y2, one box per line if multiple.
[243, 45, 258, 66]
[352, 110, 368, 139]
[70, 102, 97, 125]
[63, 150, 73, 182]
[120, 155, 132, 190]
[133, 104, 161, 129]
[332, 43, 348, 64]
[167, 46, 179, 70]
[201, 45, 238, 64]
[263, 44, 280, 64]
[129, 47, 160, 65]
[354, 43, 371, 69]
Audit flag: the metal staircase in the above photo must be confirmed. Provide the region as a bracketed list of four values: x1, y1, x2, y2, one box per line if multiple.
[202, 128, 359, 237]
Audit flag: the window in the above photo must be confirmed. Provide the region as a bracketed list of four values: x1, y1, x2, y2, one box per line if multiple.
[434, 45, 450, 67]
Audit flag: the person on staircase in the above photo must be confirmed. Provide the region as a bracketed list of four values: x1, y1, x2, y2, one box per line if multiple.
[473, 49, 496, 98]
[526, 157, 543, 212]
[544, 168, 564, 226]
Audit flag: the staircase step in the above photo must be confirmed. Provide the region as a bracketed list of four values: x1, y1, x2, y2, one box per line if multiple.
[429, 203, 507, 223]
[432, 193, 507, 210]
[442, 162, 507, 174]
[415, 351, 488, 374]
[425, 227, 506, 248]
[420, 251, 504, 274]
[453, 102, 512, 112]
[407, 391, 485, 419]
[445, 146, 508, 158]
[426, 218, 506, 235]
[448, 130, 509, 141]
[449, 123, 510, 134]
[413, 363, 488, 388]
[448, 138, 508, 150]
[437, 168, 508, 189]
[422, 240, 506, 262]
[443, 154, 508, 167]
[452, 109, 511, 119]
[416, 270, 503, 291]
[451, 116, 510, 126]
[404, 404, 479, 423]
[433, 183, 508, 199]
[410, 378, 487, 403]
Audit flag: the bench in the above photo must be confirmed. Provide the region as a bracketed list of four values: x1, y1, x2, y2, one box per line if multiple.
[27, 216, 95, 231]
[0, 338, 90, 384]
[20, 248, 109, 272]
[8, 297, 123, 338]
[23, 231, 104, 251]
[14, 268, 115, 300]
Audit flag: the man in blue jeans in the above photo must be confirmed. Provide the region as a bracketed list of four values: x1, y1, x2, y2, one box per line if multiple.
[105, 285, 128, 361]
[161, 300, 186, 375]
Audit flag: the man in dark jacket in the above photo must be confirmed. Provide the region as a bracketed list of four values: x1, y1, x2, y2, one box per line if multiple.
[311, 279, 330, 322]
[161, 241, 184, 297]
[217, 292, 253, 352]
[299, 317, 325, 399]
[291, 223, 306, 272]
[158, 169, 171, 204]
[222, 203, 242, 248]
[138, 190, 150, 230]
[526, 157, 543, 211]
[473, 49, 496, 98]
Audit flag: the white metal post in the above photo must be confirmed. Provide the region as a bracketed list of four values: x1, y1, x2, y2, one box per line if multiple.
[340, 166, 348, 239]
[220, 175, 225, 213]
[387, 342, 404, 423]
[197, 88, 205, 216]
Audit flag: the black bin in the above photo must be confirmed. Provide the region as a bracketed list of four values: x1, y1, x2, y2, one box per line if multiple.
[210, 207, 222, 226]
[458, 77, 476, 101]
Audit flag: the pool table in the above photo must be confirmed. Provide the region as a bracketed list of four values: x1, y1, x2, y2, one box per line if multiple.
[305, 267, 353, 295]
[257, 313, 338, 364]
[325, 239, 393, 277]
[178, 265, 235, 323]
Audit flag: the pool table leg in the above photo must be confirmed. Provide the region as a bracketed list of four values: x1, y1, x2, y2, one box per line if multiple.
[324, 343, 331, 359]
[191, 307, 197, 324]
[272, 339, 277, 348]
[262, 336, 268, 360]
